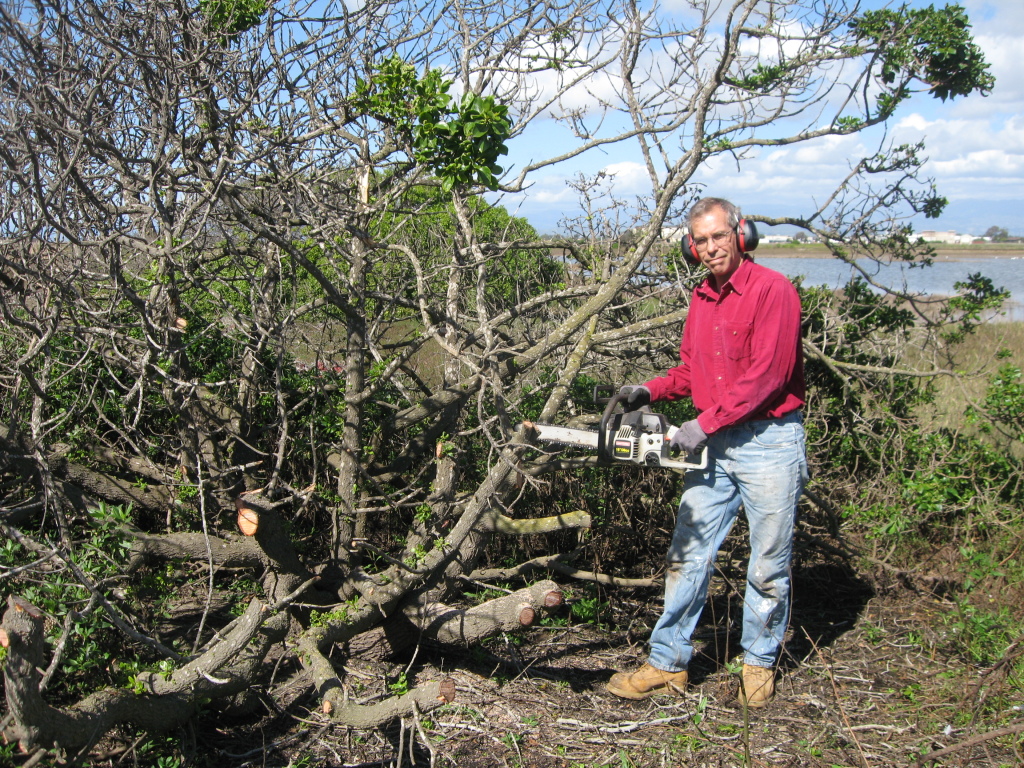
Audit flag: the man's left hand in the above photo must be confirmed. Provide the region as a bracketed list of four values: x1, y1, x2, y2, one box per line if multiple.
[670, 419, 707, 454]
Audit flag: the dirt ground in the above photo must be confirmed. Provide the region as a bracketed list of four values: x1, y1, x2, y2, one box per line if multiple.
[173, 545, 1022, 768]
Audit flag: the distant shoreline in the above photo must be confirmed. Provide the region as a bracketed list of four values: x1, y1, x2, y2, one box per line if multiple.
[757, 243, 1024, 262]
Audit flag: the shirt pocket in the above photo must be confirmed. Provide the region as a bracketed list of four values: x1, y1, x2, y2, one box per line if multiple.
[723, 321, 753, 362]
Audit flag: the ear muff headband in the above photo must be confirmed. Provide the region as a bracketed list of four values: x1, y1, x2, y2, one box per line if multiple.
[684, 218, 760, 264]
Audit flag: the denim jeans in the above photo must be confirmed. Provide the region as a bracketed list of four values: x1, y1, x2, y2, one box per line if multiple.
[648, 412, 808, 672]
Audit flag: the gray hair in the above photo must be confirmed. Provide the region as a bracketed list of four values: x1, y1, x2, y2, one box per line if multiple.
[687, 197, 740, 229]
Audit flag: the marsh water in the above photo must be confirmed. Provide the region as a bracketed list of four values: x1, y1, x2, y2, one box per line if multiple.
[757, 255, 1024, 319]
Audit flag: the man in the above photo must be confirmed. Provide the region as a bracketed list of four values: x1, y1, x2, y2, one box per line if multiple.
[606, 197, 807, 708]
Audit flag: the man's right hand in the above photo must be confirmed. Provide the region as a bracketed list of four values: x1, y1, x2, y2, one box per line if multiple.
[619, 385, 651, 411]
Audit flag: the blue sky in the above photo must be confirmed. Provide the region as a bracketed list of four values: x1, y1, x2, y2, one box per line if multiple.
[492, 1, 1023, 238]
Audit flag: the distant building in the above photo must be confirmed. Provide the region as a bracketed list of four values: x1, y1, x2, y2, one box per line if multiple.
[917, 229, 978, 245]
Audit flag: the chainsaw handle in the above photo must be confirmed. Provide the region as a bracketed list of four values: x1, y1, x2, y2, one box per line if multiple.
[596, 389, 627, 457]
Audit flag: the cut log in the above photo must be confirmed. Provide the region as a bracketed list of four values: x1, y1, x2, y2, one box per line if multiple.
[236, 506, 259, 536]
[344, 579, 563, 662]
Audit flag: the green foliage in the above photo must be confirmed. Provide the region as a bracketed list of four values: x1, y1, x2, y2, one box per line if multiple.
[939, 274, 1010, 344]
[388, 671, 409, 695]
[975, 363, 1024, 438]
[129, 733, 183, 768]
[835, 115, 865, 131]
[309, 597, 360, 628]
[843, 425, 1019, 545]
[0, 504, 141, 700]
[850, 3, 994, 116]
[838, 278, 916, 352]
[568, 586, 608, 627]
[735, 63, 787, 94]
[958, 544, 1008, 592]
[944, 602, 1018, 666]
[198, 0, 268, 37]
[370, 189, 556, 312]
[354, 56, 511, 191]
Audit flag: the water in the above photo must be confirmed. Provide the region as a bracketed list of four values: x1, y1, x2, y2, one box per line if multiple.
[757, 256, 1024, 321]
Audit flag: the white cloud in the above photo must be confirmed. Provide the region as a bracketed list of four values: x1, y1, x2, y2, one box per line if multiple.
[600, 161, 650, 193]
[962, 0, 1024, 34]
[893, 113, 1024, 163]
[896, 113, 930, 132]
[791, 135, 863, 165]
[933, 150, 1024, 177]
[526, 177, 577, 205]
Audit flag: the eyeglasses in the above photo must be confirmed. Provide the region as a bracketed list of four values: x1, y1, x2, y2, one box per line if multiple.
[691, 230, 734, 253]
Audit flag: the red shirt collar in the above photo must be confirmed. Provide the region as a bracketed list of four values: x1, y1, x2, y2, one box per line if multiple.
[696, 255, 754, 299]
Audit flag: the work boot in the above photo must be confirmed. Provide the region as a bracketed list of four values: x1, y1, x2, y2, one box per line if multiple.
[738, 664, 775, 708]
[606, 663, 688, 700]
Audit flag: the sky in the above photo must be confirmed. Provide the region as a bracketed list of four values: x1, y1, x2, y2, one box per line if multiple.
[494, 0, 1023, 238]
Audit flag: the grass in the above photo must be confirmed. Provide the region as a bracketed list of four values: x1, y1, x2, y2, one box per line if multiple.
[915, 320, 1024, 440]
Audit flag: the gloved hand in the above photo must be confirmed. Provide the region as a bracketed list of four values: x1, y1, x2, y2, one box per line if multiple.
[619, 385, 651, 411]
[670, 419, 707, 454]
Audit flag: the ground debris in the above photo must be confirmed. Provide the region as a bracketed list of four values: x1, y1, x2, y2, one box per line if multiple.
[79, 562, 1024, 767]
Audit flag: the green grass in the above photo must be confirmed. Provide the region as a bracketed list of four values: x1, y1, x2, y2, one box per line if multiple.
[916, 320, 1024, 440]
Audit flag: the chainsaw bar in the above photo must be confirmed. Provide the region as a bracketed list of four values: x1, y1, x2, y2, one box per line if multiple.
[520, 421, 599, 449]
[520, 416, 708, 471]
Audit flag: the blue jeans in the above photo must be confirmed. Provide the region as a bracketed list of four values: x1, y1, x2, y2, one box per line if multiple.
[648, 412, 808, 672]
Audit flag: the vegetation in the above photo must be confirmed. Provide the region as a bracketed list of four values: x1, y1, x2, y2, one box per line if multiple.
[0, 0, 1019, 765]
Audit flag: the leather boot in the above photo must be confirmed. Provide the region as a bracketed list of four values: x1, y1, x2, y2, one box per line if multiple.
[606, 663, 688, 700]
[739, 664, 775, 708]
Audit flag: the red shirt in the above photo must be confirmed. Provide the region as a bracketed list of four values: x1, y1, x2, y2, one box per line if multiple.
[644, 257, 805, 435]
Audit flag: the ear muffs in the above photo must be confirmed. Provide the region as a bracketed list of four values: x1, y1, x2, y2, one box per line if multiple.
[736, 218, 759, 253]
[683, 234, 701, 265]
[683, 218, 760, 265]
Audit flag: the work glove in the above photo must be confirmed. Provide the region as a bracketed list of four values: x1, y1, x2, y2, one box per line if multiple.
[670, 419, 707, 454]
[619, 385, 651, 411]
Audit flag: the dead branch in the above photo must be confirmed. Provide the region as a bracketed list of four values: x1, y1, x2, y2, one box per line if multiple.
[485, 510, 592, 534]
[346, 579, 564, 662]
[471, 555, 658, 588]
[127, 530, 263, 572]
[916, 720, 1024, 766]
[0, 591, 296, 754]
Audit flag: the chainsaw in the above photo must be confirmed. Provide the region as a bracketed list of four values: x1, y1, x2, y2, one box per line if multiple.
[520, 385, 708, 471]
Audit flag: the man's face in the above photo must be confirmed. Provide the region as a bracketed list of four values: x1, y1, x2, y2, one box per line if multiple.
[690, 206, 743, 287]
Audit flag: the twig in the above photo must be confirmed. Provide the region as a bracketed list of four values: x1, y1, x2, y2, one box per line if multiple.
[470, 553, 657, 587]
[192, 455, 216, 655]
[557, 715, 692, 733]
[917, 720, 1024, 765]
[411, 701, 437, 768]
[396, 716, 405, 768]
[22, 748, 50, 768]
[0, 549, 59, 579]
[804, 628, 871, 768]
